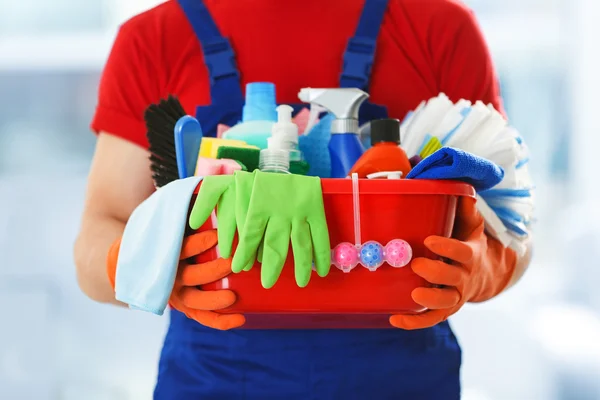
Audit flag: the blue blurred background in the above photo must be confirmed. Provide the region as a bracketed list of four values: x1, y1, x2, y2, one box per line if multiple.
[0, 0, 598, 399]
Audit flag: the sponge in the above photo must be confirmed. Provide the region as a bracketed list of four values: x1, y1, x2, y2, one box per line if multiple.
[199, 137, 258, 159]
[290, 160, 310, 176]
[216, 146, 261, 172]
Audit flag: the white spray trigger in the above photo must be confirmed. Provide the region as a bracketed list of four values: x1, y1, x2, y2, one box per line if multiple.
[303, 104, 325, 135]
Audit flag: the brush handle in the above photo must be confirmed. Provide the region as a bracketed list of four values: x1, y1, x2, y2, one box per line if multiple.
[175, 116, 204, 178]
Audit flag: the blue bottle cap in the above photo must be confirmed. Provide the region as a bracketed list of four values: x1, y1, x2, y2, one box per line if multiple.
[243, 82, 277, 122]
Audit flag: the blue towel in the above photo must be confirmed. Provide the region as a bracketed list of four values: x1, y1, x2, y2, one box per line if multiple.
[115, 176, 202, 315]
[406, 147, 504, 192]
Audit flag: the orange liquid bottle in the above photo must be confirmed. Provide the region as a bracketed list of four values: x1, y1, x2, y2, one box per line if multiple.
[349, 118, 412, 178]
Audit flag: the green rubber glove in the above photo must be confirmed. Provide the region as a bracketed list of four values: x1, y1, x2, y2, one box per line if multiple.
[189, 173, 255, 258]
[232, 171, 331, 289]
[234, 171, 259, 271]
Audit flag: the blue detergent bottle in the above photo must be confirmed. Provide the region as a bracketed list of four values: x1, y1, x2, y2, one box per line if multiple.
[298, 88, 369, 178]
[223, 82, 277, 149]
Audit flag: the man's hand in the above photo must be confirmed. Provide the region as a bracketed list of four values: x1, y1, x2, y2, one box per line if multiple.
[107, 230, 245, 330]
[169, 231, 245, 330]
[390, 197, 518, 330]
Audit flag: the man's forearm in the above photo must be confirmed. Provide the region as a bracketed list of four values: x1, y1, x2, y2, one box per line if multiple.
[74, 214, 127, 306]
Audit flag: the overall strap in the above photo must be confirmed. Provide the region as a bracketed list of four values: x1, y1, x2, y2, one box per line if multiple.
[340, 0, 390, 90]
[177, 0, 244, 104]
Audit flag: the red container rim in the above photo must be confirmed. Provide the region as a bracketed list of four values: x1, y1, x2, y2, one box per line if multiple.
[194, 178, 476, 198]
[321, 178, 476, 197]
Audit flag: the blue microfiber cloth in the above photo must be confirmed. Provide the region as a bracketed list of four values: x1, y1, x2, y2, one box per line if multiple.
[406, 147, 504, 192]
[115, 176, 202, 315]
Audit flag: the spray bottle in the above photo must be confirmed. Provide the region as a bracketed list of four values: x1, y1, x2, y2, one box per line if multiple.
[259, 105, 301, 174]
[298, 88, 369, 178]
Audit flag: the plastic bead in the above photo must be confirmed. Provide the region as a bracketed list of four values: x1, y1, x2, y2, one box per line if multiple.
[359, 241, 385, 271]
[384, 239, 413, 268]
[332, 243, 359, 273]
[331, 239, 413, 272]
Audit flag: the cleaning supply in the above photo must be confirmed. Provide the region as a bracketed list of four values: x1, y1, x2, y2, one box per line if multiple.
[174, 115, 203, 178]
[107, 230, 245, 330]
[298, 88, 369, 178]
[333, 239, 413, 272]
[144, 95, 188, 187]
[293, 107, 313, 134]
[348, 118, 412, 179]
[216, 146, 261, 172]
[298, 113, 334, 178]
[389, 196, 517, 330]
[194, 157, 243, 176]
[259, 148, 290, 174]
[199, 137, 258, 159]
[358, 121, 371, 150]
[366, 171, 403, 179]
[222, 82, 277, 149]
[216, 123, 230, 138]
[401, 93, 454, 158]
[270, 105, 302, 161]
[114, 176, 202, 315]
[400, 95, 534, 250]
[409, 155, 422, 168]
[258, 104, 303, 174]
[231, 171, 331, 289]
[406, 147, 504, 192]
[232, 170, 261, 272]
[418, 135, 442, 159]
[189, 173, 254, 259]
[475, 194, 514, 248]
[289, 160, 310, 175]
[331, 174, 412, 273]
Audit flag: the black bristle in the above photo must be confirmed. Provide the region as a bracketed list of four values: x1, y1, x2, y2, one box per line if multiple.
[144, 95, 187, 187]
[172, 96, 187, 114]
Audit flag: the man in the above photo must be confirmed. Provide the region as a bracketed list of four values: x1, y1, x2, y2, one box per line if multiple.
[74, 0, 532, 398]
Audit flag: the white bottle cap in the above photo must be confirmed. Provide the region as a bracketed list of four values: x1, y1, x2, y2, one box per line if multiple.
[366, 171, 403, 180]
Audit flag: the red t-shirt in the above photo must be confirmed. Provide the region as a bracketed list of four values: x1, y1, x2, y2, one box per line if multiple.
[91, 0, 503, 149]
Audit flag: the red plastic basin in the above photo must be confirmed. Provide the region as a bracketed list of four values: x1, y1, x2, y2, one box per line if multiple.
[194, 179, 475, 329]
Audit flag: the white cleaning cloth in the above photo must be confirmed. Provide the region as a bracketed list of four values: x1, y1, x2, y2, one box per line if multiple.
[115, 177, 202, 315]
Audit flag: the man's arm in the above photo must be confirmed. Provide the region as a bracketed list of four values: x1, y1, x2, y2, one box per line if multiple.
[74, 133, 155, 304]
[433, 3, 533, 287]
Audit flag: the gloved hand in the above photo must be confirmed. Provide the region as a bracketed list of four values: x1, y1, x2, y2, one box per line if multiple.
[106, 230, 244, 330]
[232, 171, 331, 289]
[389, 196, 517, 330]
[189, 174, 253, 258]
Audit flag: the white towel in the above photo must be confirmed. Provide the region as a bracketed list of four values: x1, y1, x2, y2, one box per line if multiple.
[115, 177, 202, 315]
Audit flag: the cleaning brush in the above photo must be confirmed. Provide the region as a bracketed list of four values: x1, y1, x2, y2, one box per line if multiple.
[144, 95, 187, 188]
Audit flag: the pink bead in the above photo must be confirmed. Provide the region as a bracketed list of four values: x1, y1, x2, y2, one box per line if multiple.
[332, 242, 359, 273]
[384, 239, 412, 268]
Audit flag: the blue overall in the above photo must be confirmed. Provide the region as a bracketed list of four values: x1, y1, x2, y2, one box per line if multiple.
[154, 1, 462, 398]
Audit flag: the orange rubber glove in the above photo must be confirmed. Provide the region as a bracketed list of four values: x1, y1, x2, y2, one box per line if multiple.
[390, 196, 517, 330]
[106, 230, 245, 330]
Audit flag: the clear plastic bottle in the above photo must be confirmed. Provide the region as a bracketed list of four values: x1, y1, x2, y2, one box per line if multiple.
[259, 148, 291, 174]
[259, 105, 301, 174]
[269, 105, 302, 161]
